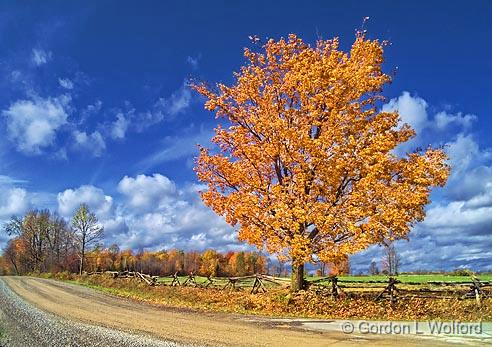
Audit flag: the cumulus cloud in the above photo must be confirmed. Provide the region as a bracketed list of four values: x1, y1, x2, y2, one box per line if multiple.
[57, 185, 113, 219]
[1, 87, 488, 271]
[0, 187, 29, 219]
[2, 95, 70, 154]
[383, 91, 429, 134]
[31, 49, 52, 66]
[445, 133, 480, 173]
[382, 91, 477, 136]
[446, 166, 492, 201]
[350, 93, 492, 273]
[117, 174, 176, 212]
[434, 111, 476, 130]
[74, 173, 236, 252]
[121, 94, 492, 267]
[48, 175, 236, 252]
[72, 130, 106, 156]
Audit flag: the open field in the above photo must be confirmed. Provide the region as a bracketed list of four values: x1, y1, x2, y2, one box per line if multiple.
[333, 274, 492, 283]
[156, 274, 492, 286]
[155, 273, 492, 297]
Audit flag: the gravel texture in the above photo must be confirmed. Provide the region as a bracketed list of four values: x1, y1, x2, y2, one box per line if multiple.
[0, 278, 186, 347]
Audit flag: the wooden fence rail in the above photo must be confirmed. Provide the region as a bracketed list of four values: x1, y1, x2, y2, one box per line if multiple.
[85, 271, 489, 306]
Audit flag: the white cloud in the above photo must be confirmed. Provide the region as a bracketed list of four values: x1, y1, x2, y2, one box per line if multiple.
[117, 173, 176, 212]
[2, 95, 70, 154]
[383, 91, 428, 134]
[349, 93, 492, 273]
[57, 185, 113, 219]
[0, 187, 29, 219]
[434, 111, 476, 130]
[105, 173, 236, 251]
[110, 113, 129, 140]
[463, 185, 492, 209]
[72, 130, 106, 157]
[445, 133, 479, 173]
[447, 166, 492, 201]
[382, 92, 476, 138]
[31, 49, 52, 66]
[58, 78, 74, 90]
[27, 175, 236, 252]
[424, 201, 491, 230]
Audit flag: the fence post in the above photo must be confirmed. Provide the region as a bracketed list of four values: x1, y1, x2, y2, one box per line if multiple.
[375, 277, 399, 303]
[472, 278, 482, 307]
[389, 277, 395, 303]
[331, 276, 339, 299]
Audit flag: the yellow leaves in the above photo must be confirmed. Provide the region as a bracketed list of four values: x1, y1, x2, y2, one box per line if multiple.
[192, 32, 450, 266]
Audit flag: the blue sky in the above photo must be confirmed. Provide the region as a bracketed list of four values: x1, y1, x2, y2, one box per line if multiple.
[0, 1, 491, 273]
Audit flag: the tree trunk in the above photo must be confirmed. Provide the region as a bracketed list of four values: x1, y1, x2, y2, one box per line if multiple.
[291, 262, 305, 292]
[9, 257, 19, 275]
[79, 243, 85, 275]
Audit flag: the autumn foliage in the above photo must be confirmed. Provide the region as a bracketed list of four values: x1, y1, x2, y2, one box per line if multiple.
[82, 247, 266, 277]
[193, 33, 449, 290]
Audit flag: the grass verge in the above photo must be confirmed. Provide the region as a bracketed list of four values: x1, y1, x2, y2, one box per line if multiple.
[36, 272, 492, 322]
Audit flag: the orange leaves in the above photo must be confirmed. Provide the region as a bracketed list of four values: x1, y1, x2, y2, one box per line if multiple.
[192, 33, 450, 265]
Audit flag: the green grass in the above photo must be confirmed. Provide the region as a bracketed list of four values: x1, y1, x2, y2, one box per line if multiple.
[342, 274, 492, 282]
[156, 274, 492, 284]
[306, 273, 492, 283]
[155, 273, 492, 288]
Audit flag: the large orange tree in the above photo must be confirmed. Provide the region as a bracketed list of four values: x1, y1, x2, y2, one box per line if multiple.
[193, 33, 449, 291]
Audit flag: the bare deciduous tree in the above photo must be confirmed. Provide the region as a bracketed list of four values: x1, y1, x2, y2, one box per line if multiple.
[369, 260, 379, 275]
[71, 204, 104, 275]
[382, 242, 401, 275]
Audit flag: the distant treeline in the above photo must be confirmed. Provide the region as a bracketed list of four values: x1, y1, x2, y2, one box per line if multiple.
[0, 208, 268, 277]
[0, 239, 269, 277]
[81, 247, 268, 277]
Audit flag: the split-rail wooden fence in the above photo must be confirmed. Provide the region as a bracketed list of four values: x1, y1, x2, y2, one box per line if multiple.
[86, 271, 490, 306]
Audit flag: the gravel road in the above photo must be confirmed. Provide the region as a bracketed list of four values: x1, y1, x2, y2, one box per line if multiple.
[0, 278, 186, 347]
[0, 276, 478, 347]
